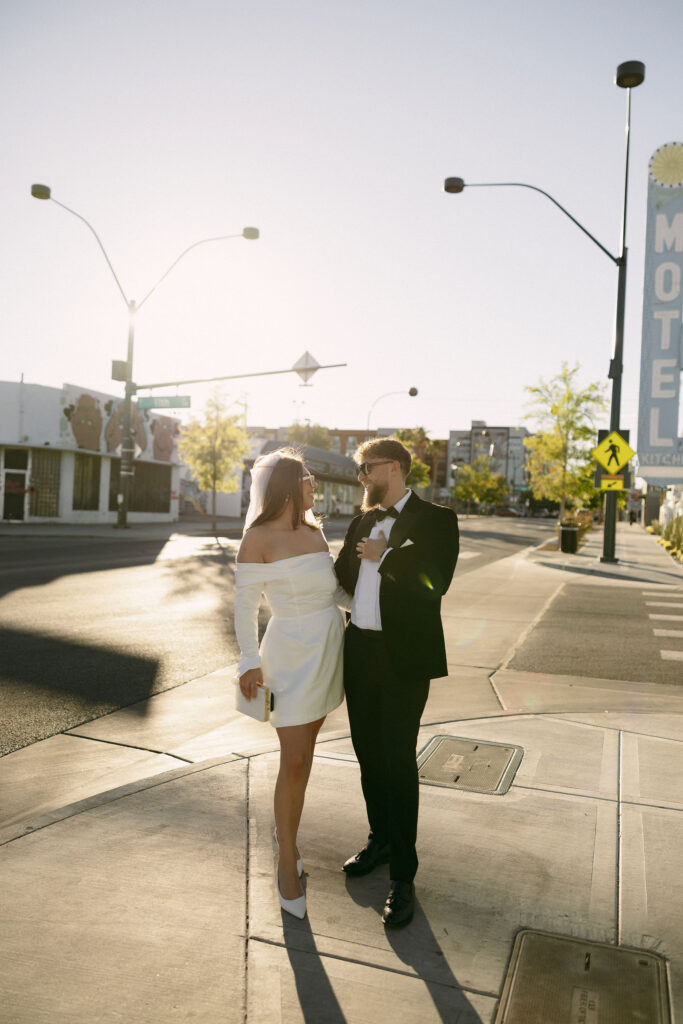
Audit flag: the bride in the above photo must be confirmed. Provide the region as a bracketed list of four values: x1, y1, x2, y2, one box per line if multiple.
[234, 449, 345, 919]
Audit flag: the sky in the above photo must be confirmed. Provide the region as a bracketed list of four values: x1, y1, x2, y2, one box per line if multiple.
[2, 0, 682, 442]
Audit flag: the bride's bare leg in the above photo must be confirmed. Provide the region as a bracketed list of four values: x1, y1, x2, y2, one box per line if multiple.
[275, 717, 325, 900]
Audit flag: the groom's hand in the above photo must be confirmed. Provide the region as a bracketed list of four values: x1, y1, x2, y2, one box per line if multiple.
[357, 531, 388, 562]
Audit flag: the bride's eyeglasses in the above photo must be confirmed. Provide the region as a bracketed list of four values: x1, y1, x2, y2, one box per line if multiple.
[302, 473, 316, 486]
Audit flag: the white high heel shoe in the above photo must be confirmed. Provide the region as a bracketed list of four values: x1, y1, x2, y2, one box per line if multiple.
[277, 871, 307, 920]
[273, 828, 303, 877]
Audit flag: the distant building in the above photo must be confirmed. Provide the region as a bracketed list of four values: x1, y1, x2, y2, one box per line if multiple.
[0, 379, 181, 524]
[247, 440, 362, 516]
[448, 421, 530, 503]
[248, 425, 378, 457]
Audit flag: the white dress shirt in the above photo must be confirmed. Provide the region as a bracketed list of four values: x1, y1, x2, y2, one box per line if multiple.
[351, 489, 411, 631]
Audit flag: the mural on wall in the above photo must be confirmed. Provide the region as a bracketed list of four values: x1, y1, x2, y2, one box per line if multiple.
[63, 393, 103, 451]
[59, 384, 178, 463]
[104, 399, 148, 454]
[151, 416, 180, 462]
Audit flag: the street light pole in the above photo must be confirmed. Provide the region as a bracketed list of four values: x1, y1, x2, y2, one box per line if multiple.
[366, 387, 418, 438]
[444, 60, 644, 563]
[602, 61, 644, 562]
[30, 184, 259, 527]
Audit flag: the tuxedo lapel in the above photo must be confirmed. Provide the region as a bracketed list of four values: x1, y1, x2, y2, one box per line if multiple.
[387, 492, 422, 549]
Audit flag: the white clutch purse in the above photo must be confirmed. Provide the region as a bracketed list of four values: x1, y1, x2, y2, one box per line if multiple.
[235, 682, 273, 722]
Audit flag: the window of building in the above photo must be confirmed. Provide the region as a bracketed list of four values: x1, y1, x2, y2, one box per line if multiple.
[109, 459, 171, 513]
[4, 448, 29, 470]
[73, 453, 101, 511]
[30, 449, 61, 517]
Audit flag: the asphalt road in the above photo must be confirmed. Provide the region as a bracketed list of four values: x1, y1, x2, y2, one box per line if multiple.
[0, 517, 554, 756]
[510, 579, 683, 686]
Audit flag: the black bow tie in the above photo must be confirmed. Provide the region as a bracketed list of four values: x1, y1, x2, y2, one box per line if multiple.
[363, 506, 400, 529]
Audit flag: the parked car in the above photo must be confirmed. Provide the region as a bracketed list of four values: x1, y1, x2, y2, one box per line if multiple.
[494, 506, 521, 517]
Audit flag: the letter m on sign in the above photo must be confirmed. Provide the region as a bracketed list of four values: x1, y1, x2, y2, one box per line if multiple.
[656, 213, 683, 253]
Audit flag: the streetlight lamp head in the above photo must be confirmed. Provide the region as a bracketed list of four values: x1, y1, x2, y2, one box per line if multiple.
[615, 61, 645, 89]
[242, 227, 259, 240]
[31, 183, 51, 200]
[409, 387, 418, 396]
[444, 177, 465, 194]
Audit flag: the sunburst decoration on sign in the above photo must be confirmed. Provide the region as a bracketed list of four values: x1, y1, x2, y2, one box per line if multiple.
[649, 142, 683, 188]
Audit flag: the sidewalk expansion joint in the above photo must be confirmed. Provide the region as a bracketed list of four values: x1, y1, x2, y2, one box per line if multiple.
[616, 730, 623, 947]
[511, 783, 617, 805]
[248, 935, 499, 1000]
[244, 760, 251, 1024]
[65, 731, 194, 763]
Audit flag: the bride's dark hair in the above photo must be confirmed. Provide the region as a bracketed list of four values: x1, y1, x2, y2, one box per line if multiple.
[249, 448, 319, 531]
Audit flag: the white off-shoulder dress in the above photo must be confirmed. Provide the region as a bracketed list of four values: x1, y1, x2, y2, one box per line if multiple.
[234, 551, 345, 728]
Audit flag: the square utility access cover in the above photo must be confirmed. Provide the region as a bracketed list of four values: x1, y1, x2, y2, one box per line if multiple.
[417, 735, 523, 795]
[495, 930, 671, 1023]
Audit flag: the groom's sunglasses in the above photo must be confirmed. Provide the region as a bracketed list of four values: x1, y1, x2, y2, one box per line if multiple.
[357, 460, 393, 477]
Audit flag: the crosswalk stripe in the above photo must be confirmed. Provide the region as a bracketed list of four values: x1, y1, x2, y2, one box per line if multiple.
[661, 650, 683, 661]
[646, 601, 683, 608]
[649, 614, 683, 621]
[653, 628, 683, 638]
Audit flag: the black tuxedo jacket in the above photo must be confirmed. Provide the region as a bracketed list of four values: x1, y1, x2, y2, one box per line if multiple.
[334, 492, 459, 681]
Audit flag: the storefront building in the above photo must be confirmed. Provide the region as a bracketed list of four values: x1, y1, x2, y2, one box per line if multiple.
[0, 380, 181, 524]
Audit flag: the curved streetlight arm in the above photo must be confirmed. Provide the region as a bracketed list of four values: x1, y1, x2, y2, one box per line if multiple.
[136, 231, 256, 311]
[456, 182, 620, 266]
[366, 388, 418, 436]
[49, 197, 130, 306]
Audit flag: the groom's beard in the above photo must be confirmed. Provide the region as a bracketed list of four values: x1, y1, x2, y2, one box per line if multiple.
[361, 480, 389, 512]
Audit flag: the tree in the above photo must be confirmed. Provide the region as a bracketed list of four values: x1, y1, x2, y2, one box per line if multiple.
[453, 456, 508, 513]
[394, 427, 443, 493]
[178, 392, 250, 532]
[524, 363, 606, 520]
[284, 422, 332, 449]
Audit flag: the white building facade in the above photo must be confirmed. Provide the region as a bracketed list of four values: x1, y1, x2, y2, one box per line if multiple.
[0, 380, 181, 524]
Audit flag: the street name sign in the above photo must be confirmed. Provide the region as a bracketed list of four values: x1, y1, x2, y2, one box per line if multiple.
[137, 396, 191, 409]
[592, 430, 635, 474]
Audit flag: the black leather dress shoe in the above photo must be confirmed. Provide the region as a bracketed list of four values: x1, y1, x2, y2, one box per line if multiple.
[382, 881, 414, 928]
[342, 840, 390, 877]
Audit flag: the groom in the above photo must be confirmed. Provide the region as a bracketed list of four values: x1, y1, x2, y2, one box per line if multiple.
[335, 438, 459, 927]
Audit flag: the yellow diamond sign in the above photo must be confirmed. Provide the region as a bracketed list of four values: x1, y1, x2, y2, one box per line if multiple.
[592, 431, 635, 474]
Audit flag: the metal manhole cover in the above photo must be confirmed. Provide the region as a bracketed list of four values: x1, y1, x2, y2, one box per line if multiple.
[417, 735, 523, 795]
[495, 930, 671, 1023]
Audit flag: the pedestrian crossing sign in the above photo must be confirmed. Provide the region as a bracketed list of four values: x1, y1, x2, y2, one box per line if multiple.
[592, 431, 635, 474]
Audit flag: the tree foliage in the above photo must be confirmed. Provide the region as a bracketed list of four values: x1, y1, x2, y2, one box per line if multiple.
[453, 456, 508, 510]
[178, 392, 250, 531]
[524, 363, 606, 518]
[284, 422, 332, 449]
[394, 427, 444, 492]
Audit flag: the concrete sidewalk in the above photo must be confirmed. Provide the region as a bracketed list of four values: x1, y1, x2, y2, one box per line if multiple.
[1, 524, 682, 1022]
[0, 515, 245, 541]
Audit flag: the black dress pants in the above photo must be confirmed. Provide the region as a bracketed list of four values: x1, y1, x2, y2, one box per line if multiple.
[344, 623, 430, 883]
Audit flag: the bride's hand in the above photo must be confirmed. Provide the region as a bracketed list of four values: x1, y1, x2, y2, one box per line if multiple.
[239, 668, 264, 701]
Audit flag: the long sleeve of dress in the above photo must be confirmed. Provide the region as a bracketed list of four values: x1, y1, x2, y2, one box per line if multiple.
[234, 564, 267, 676]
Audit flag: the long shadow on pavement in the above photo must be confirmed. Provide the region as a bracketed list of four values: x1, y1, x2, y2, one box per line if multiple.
[343, 875, 481, 1022]
[282, 906, 347, 1024]
[0, 627, 160, 755]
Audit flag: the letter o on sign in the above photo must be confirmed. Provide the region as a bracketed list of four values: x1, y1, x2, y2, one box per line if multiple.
[654, 261, 681, 302]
